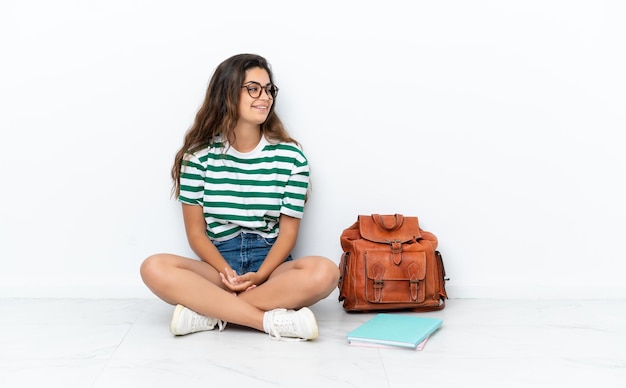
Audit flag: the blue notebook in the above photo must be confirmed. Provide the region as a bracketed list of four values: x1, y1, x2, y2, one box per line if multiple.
[347, 314, 443, 349]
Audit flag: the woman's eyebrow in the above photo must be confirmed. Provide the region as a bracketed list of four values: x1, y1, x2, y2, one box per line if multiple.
[243, 80, 271, 85]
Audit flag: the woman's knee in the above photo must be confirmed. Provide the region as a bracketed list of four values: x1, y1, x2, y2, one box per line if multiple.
[140, 254, 172, 285]
[306, 256, 340, 289]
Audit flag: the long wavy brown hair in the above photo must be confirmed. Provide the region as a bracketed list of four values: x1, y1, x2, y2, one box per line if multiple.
[171, 54, 299, 197]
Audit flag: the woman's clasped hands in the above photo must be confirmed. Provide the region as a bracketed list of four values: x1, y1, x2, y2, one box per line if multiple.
[220, 267, 258, 294]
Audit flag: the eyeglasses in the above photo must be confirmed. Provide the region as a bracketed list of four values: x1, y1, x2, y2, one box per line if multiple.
[241, 82, 279, 99]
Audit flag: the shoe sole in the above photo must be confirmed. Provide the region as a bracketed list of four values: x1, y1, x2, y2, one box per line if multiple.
[170, 304, 186, 335]
[299, 307, 319, 340]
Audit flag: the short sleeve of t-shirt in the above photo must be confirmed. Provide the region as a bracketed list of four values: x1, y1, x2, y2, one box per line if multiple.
[178, 152, 205, 207]
[280, 147, 309, 219]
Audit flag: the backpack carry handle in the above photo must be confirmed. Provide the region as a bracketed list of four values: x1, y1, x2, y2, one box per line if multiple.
[372, 214, 404, 231]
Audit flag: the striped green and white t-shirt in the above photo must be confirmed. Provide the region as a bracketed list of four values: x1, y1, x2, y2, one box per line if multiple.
[178, 135, 309, 241]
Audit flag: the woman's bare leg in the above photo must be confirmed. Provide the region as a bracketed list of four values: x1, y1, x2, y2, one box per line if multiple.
[140, 254, 265, 331]
[237, 256, 340, 311]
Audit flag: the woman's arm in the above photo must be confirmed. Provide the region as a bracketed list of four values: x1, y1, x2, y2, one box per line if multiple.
[182, 203, 231, 272]
[255, 214, 300, 282]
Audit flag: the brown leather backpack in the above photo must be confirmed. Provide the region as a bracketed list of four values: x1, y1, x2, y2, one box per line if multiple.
[338, 214, 448, 312]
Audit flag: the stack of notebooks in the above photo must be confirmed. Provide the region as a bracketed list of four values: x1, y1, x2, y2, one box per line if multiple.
[346, 313, 443, 350]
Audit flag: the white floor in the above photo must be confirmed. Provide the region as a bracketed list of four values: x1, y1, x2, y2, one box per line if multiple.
[1, 295, 625, 388]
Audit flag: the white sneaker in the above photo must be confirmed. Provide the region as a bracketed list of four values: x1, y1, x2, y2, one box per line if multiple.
[170, 304, 227, 336]
[263, 307, 319, 341]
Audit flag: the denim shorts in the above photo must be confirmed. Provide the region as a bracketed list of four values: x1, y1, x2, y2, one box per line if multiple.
[213, 232, 293, 274]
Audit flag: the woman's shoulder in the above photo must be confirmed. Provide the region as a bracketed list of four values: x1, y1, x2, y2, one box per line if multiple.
[185, 136, 225, 157]
[264, 138, 306, 159]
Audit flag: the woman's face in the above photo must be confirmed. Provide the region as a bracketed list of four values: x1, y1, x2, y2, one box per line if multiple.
[238, 67, 274, 127]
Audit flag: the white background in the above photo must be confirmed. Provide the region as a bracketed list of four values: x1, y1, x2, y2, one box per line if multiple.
[1, 0, 624, 299]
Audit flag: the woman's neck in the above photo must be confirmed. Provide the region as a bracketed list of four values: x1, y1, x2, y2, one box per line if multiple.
[229, 124, 262, 153]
